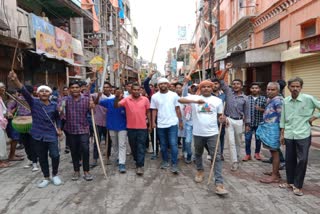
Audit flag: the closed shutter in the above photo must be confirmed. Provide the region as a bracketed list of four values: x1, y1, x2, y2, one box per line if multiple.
[290, 55, 320, 99]
[290, 55, 320, 125]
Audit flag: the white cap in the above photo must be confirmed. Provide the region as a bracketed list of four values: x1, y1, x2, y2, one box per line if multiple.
[158, 78, 169, 84]
[37, 85, 52, 94]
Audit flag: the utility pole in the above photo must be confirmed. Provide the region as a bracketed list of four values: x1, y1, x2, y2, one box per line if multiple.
[115, 9, 120, 87]
[216, 0, 221, 73]
[209, 0, 213, 78]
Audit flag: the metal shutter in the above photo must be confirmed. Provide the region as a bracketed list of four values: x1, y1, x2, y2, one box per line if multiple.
[290, 55, 320, 125]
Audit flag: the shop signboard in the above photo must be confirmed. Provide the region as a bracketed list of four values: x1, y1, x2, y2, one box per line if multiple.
[214, 36, 228, 61]
[36, 28, 73, 62]
[29, 13, 54, 38]
[72, 38, 84, 56]
[301, 35, 320, 53]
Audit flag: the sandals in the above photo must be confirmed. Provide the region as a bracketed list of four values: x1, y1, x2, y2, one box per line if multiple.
[279, 183, 293, 189]
[279, 183, 303, 196]
[293, 187, 303, 196]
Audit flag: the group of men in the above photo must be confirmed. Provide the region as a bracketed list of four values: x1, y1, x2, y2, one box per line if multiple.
[0, 63, 319, 196]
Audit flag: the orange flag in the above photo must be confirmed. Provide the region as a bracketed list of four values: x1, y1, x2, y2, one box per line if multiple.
[81, 0, 100, 32]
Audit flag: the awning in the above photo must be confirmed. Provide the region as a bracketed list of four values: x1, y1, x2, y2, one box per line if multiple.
[222, 16, 254, 36]
[245, 42, 288, 63]
[29, 50, 89, 67]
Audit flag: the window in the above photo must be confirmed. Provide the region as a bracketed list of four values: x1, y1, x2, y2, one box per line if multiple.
[263, 22, 280, 43]
[302, 23, 316, 38]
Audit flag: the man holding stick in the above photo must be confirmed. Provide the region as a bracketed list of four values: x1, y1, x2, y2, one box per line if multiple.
[179, 80, 228, 195]
[61, 80, 95, 181]
[8, 71, 62, 188]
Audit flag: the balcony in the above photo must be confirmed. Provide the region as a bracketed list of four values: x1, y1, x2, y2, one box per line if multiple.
[0, 1, 32, 47]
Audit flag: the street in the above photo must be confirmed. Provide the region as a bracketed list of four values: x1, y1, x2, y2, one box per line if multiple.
[1, 141, 320, 214]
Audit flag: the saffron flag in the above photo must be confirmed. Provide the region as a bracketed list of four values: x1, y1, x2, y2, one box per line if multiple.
[81, 0, 100, 32]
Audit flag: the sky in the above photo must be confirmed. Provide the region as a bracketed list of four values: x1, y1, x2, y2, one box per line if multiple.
[130, 0, 197, 73]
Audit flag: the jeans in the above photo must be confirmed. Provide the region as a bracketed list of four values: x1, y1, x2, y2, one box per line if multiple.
[33, 138, 60, 178]
[20, 133, 37, 163]
[220, 125, 226, 155]
[244, 126, 261, 155]
[183, 123, 193, 160]
[68, 134, 90, 172]
[109, 130, 127, 165]
[127, 129, 147, 167]
[93, 126, 112, 159]
[194, 135, 223, 185]
[157, 125, 178, 165]
[285, 137, 311, 189]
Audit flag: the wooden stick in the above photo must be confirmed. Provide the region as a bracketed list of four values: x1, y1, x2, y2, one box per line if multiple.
[6, 92, 30, 111]
[11, 30, 22, 71]
[91, 109, 108, 179]
[207, 103, 225, 185]
[153, 128, 156, 157]
[105, 129, 109, 160]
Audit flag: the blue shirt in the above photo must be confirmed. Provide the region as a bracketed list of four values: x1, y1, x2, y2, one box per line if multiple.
[21, 86, 61, 143]
[99, 98, 126, 131]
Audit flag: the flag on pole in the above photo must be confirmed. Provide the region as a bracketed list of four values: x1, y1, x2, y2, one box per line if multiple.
[81, 0, 100, 32]
[118, 0, 125, 22]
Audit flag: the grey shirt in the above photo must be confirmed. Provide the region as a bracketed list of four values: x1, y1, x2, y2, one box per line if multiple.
[220, 81, 251, 124]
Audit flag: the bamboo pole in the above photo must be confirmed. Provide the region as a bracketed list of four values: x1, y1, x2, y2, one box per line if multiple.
[207, 103, 226, 185]
[91, 109, 108, 179]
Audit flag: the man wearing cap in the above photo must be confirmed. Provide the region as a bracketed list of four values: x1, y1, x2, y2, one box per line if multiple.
[151, 77, 183, 174]
[179, 80, 228, 195]
[8, 71, 63, 188]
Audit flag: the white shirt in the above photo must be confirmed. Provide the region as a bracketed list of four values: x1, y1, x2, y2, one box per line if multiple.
[150, 91, 180, 128]
[187, 95, 223, 136]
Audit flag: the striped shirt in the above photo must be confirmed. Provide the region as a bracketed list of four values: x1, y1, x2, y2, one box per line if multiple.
[7, 96, 31, 116]
[248, 95, 266, 127]
[21, 86, 60, 143]
[63, 95, 90, 134]
[220, 81, 251, 124]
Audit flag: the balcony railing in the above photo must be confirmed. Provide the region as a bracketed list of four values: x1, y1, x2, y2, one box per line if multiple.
[0, 4, 32, 45]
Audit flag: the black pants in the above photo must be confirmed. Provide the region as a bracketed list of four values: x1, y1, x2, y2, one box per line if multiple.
[127, 129, 147, 167]
[285, 137, 311, 189]
[68, 134, 90, 172]
[33, 138, 60, 178]
[20, 133, 37, 163]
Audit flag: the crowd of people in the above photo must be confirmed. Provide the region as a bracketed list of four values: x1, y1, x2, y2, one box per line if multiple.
[0, 63, 319, 196]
